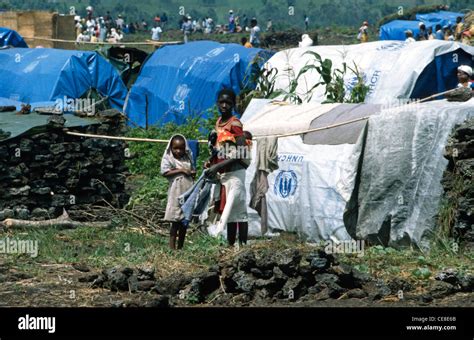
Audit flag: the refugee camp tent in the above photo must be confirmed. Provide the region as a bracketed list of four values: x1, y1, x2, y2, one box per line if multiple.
[125, 41, 274, 128]
[0, 48, 128, 110]
[265, 40, 474, 105]
[379, 20, 433, 41]
[416, 10, 464, 27]
[239, 98, 474, 249]
[0, 27, 27, 47]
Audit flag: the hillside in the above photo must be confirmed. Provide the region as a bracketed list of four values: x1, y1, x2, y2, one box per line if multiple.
[0, 0, 472, 28]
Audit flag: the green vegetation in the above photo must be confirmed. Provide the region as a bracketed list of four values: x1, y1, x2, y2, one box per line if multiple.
[125, 110, 218, 206]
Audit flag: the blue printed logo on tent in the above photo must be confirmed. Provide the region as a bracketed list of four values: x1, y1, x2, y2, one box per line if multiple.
[345, 73, 368, 93]
[274, 170, 297, 198]
[206, 47, 225, 58]
[376, 42, 404, 51]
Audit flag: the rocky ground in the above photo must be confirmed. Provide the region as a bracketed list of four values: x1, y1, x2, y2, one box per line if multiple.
[1, 246, 471, 308]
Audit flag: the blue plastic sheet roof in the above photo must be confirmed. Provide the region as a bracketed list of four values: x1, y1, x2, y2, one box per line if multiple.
[416, 10, 464, 27]
[125, 41, 274, 127]
[0, 27, 27, 48]
[0, 48, 128, 110]
[379, 20, 434, 41]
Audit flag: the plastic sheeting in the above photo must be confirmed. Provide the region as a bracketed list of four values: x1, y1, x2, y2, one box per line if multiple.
[0, 48, 128, 110]
[242, 98, 474, 248]
[0, 27, 27, 48]
[242, 99, 362, 241]
[125, 41, 274, 127]
[345, 99, 474, 249]
[415, 10, 464, 27]
[379, 20, 430, 41]
[0, 110, 98, 142]
[265, 40, 474, 105]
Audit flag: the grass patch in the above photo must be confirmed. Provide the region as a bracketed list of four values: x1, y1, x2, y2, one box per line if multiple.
[2, 225, 228, 278]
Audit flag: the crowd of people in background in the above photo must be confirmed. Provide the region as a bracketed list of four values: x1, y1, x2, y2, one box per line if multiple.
[358, 15, 473, 45]
[74, 5, 472, 47]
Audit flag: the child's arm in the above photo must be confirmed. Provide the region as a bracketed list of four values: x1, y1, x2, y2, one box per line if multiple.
[162, 168, 194, 177]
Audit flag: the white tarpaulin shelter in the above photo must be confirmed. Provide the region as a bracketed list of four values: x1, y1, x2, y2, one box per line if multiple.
[265, 40, 474, 105]
[241, 98, 474, 248]
[241, 99, 379, 242]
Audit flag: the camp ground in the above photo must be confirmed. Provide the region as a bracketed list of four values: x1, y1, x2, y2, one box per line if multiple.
[241, 99, 473, 250]
[265, 40, 474, 105]
[0, 2, 473, 323]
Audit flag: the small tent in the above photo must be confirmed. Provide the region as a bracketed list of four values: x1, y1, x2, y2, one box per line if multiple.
[265, 40, 474, 105]
[125, 41, 274, 128]
[0, 27, 27, 48]
[0, 48, 128, 110]
[379, 20, 432, 41]
[416, 10, 464, 27]
[240, 98, 474, 248]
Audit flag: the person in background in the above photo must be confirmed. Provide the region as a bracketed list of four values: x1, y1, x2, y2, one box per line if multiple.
[115, 15, 124, 30]
[161, 135, 196, 250]
[250, 18, 261, 48]
[299, 34, 313, 47]
[405, 30, 416, 43]
[182, 16, 193, 43]
[76, 31, 90, 43]
[108, 28, 123, 43]
[151, 24, 163, 41]
[228, 10, 236, 33]
[241, 37, 252, 48]
[162, 13, 168, 29]
[461, 30, 472, 46]
[242, 14, 249, 31]
[304, 14, 309, 31]
[267, 18, 273, 32]
[357, 21, 369, 43]
[457, 65, 473, 89]
[142, 19, 148, 31]
[444, 27, 455, 41]
[417, 23, 428, 41]
[455, 16, 464, 41]
[427, 27, 435, 40]
[435, 24, 444, 40]
[99, 17, 107, 42]
[74, 16, 83, 38]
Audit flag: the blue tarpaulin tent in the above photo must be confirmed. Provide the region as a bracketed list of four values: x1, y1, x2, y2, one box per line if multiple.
[416, 10, 464, 27]
[379, 20, 434, 41]
[380, 11, 465, 41]
[0, 48, 128, 110]
[125, 41, 274, 127]
[0, 27, 27, 48]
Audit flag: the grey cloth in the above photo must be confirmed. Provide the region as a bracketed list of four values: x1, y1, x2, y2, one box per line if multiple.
[179, 173, 215, 223]
[249, 137, 279, 235]
[303, 103, 381, 145]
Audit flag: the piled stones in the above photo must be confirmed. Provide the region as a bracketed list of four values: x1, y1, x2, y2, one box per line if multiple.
[88, 247, 470, 307]
[442, 117, 474, 245]
[0, 110, 130, 221]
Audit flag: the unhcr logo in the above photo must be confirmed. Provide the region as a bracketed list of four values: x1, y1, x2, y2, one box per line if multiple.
[325, 239, 365, 257]
[274, 170, 298, 198]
